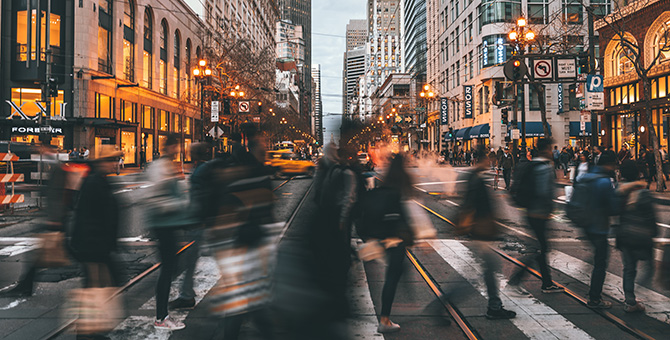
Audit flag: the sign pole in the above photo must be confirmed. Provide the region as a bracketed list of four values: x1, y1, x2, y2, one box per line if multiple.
[588, 6, 598, 148]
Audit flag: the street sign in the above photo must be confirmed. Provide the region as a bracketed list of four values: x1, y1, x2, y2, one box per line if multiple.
[252, 116, 261, 123]
[464, 85, 473, 118]
[532, 59, 553, 80]
[208, 126, 224, 138]
[580, 121, 586, 131]
[585, 75, 604, 110]
[556, 59, 577, 79]
[586, 75, 604, 92]
[440, 98, 448, 125]
[238, 101, 250, 113]
[211, 101, 220, 122]
[511, 129, 520, 140]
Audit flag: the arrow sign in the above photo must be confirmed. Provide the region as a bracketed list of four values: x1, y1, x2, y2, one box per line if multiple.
[238, 101, 250, 113]
[533, 59, 553, 79]
[208, 126, 224, 138]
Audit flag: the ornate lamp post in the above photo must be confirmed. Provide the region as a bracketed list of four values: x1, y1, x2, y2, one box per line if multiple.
[508, 18, 535, 153]
[419, 84, 436, 152]
[193, 59, 212, 141]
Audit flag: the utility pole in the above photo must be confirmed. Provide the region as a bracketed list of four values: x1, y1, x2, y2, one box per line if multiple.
[588, 6, 598, 148]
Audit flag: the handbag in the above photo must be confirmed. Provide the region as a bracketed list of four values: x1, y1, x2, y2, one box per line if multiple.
[36, 231, 71, 268]
[402, 201, 437, 240]
[65, 263, 122, 335]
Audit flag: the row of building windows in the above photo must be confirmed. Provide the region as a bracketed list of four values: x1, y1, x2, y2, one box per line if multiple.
[93, 92, 192, 134]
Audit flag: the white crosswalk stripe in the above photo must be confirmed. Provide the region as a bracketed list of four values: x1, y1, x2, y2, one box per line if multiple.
[428, 239, 595, 340]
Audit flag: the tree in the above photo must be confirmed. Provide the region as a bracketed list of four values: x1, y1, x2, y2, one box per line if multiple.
[589, 0, 670, 191]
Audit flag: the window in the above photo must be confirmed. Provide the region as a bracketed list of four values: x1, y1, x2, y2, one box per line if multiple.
[121, 100, 136, 122]
[455, 27, 460, 52]
[653, 20, 670, 64]
[184, 117, 191, 134]
[143, 8, 153, 88]
[95, 93, 112, 119]
[15, 4, 62, 63]
[141, 105, 154, 129]
[528, 0, 548, 25]
[173, 30, 181, 98]
[98, 0, 113, 73]
[173, 113, 181, 132]
[563, 1, 582, 25]
[613, 43, 635, 76]
[123, 0, 135, 82]
[479, 0, 521, 28]
[159, 20, 168, 95]
[529, 85, 542, 110]
[159, 110, 169, 131]
[591, 0, 611, 17]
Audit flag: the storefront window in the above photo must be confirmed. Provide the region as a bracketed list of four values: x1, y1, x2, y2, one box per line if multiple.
[121, 131, 136, 164]
[173, 113, 181, 132]
[614, 44, 635, 76]
[143, 8, 153, 88]
[121, 100, 136, 122]
[95, 93, 113, 119]
[141, 105, 153, 129]
[184, 139, 192, 162]
[143, 133, 154, 162]
[184, 117, 191, 134]
[158, 135, 167, 156]
[10, 88, 64, 119]
[159, 110, 169, 131]
[159, 60, 167, 94]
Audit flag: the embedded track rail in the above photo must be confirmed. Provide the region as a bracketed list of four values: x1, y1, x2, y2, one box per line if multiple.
[42, 176, 306, 340]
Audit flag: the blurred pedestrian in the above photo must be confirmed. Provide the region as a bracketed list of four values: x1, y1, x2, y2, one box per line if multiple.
[560, 147, 571, 178]
[618, 144, 631, 164]
[458, 145, 516, 320]
[376, 154, 415, 333]
[616, 160, 658, 313]
[69, 148, 79, 160]
[579, 153, 620, 309]
[553, 145, 560, 169]
[145, 134, 192, 330]
[592, 146, 602, 166]
[82, 147, 90, 160]
[508, 139, 564, 295]
[500, 147, 514, 190]
[572, 152, 591, 183]
[168, 142, 212, 311]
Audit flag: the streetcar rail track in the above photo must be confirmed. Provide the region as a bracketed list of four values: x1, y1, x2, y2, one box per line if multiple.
[41, 176, 300, 339]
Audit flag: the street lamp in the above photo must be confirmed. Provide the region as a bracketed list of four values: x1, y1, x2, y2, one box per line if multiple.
[418, 84, 437, 152]
[508, 17, 535, 153]
[193, 59, 212, 141]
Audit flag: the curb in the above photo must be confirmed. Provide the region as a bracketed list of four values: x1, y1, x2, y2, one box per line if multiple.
[552, 180, 670, 205]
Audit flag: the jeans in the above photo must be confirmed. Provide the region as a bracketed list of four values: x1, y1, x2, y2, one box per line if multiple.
[474, 241, 502, 310]
[179, 228, 203, 300]
[381, 244, 405, 316]
[503, 168, 512, 190]
[562, 162, 569, 177]
[621, 247, 654, 305]
[155, 229, 178, 320]
[586, 232, 609, 302]
[510, 217, 553, 287]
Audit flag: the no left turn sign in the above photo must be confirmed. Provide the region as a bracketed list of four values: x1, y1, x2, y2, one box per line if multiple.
[239, 101, 250, 113]
[533, 59, 553, 79]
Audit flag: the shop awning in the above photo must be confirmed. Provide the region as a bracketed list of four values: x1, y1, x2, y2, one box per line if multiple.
[469, 124, 490, 139]
[569, 122, 601, 137]
[455, 127, 472, 140]
[507, 122, 551, 137]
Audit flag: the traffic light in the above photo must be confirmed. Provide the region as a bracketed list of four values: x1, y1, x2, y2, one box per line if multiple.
[501, 108, 509, 125]
[223, 99, 231, 115]
[494, 81, 504, 105]
[512, 59, 522, 81]
[48, 78, 58, 98]
[578, 52, 590, 74]
[447, 127, 454, 139]
[257, 101, 262, 114]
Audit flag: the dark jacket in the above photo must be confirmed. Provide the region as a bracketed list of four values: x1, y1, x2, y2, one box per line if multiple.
[527, 158, 554, 218]
[461, 169, 498, 240]
[616, 183, 658, 254]
[70, 167, 120, 261]
[581, 167, 620, 235]
[500, 153, 514, 169]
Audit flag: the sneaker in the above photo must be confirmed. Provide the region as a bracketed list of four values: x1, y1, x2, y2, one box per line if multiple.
[486, 308, 517, 320]
[168, 297, 195, 310]
[377, 321, 401, 333]
[624, 302, 645, 313]
[541, 285, 565, 294]
[154, 315, 185, 330]
[587, 300, 612, 309]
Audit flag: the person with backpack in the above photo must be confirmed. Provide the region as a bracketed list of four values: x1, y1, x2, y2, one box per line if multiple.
[458, 145, 516, 320]
[500, 147, 514, 190]
[615, 160, 658, 313]
[559, 147, 571, 178]
[567, 152, 620, 309]
[508, 138, 564, 294]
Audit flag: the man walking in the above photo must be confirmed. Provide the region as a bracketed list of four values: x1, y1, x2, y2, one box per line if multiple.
[508, 139, 564, 294]
[500, 147, 514, 190]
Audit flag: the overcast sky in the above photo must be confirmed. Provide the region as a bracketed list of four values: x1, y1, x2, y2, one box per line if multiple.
[184, 0, 366, 143]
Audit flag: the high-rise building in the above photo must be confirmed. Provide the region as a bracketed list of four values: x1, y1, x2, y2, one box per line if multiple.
[404, 0, 427, 78]
[311, 65, 323, 143]
[346, 19, 368, 51]
[276, 20, 305, 64]
[365, 0, 404, 90]
[343, 47, 366, 119]
[278, 0, 312, 118]
[203, 0, 278, 53]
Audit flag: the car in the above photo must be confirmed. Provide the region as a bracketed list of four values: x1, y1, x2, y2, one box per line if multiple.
[357, 152, 375, 171]
[266, 150, 315, 177]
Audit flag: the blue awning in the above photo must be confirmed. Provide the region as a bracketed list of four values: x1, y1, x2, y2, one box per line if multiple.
[569, 122, 601, 137]
[456, 127, 472, 140]
[469, 124, 490, 138]
[506, 122, 551, 137]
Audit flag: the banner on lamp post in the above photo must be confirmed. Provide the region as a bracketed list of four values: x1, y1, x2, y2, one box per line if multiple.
[440, 98, 448, 125]
[464, 85, 473, 119]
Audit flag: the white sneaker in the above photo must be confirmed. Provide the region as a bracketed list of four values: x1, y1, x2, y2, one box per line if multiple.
[154, 315, 186, 330]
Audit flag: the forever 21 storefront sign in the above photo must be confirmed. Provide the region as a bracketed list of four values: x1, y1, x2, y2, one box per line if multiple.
[5, 100, 67, 121]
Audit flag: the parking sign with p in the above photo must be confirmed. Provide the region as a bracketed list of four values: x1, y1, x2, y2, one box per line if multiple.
[586, 75, 603, 93]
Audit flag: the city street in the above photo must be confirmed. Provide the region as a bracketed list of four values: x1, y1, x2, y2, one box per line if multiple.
[0, 164, 669, 339]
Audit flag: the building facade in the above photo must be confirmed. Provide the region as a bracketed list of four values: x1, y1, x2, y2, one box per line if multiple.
[343, 47, 367, 119]
[365, 0, 404, 91]
[1, 0, 209, 166]
[278, 0, 312, 119]
[427, 0, 612, 152]
[346, 19, 368, 51]
[598, 0, 670, 156]
[311, 65, 323, 144]
[276, 19, 305, 64]
[203, 0, 278, 53]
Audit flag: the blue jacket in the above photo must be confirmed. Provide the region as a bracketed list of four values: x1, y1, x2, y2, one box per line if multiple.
[527, 158, 554, 218]
[581, 166, 620, 235]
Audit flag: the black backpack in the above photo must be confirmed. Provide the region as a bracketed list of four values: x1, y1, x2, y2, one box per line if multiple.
[356, 187, 403, 240]
[318, 164, 347, 215]
[509, 161, 540, 208]
[566, 174, 603, 229]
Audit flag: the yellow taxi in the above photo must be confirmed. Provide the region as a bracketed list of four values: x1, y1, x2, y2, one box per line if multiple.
[265, 150, 315, 177]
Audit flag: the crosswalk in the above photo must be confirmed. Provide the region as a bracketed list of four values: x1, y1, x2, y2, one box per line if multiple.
[0, 237, 669, 338]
